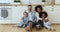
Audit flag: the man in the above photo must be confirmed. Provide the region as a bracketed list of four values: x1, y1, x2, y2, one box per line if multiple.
[26, 5, 37, 32]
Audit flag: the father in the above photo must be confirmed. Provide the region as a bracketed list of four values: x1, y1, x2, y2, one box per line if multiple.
[26, 5, 37, 32]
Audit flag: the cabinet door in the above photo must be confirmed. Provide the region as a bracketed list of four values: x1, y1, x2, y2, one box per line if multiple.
[44, 6, 60, 23]
[53, 6, 60, 23]
[55, 0, 60, 4]
[0, 0, 13, 3]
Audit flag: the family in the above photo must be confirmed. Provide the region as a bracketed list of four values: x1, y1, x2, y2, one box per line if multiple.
[17, 5, 53, 32]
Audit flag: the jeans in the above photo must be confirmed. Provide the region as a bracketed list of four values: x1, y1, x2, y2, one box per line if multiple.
[38, 20, 44, 27]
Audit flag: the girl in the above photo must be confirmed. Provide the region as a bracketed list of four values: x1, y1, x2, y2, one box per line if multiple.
[40, 12, 55, 30]
[17, 12, 29, 27]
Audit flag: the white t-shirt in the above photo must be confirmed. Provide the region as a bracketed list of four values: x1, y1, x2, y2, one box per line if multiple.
[35, 12, 42, 21]
[44, 21, 51, 29]
[26, 10, 33, 21]
[28, 12, 33, 21]
[43, 18, 51, 29]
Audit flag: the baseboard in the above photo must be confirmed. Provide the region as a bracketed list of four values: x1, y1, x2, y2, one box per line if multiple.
[0, 23, 17, 25]
[52, 23, 60, 25]
[0, 22, 60, 25]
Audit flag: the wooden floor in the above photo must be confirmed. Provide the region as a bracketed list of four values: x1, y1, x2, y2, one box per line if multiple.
[0, 24, 60, 32]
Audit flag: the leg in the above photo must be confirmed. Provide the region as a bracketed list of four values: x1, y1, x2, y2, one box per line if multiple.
[30, 22, 32, 31]
[44, 22, 51, 29]
[38, 20, 44, 27]
[17, 20, 24, 27]
[26, 21, 33, 32]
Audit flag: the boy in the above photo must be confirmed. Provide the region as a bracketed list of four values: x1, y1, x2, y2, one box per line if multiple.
[17, 12, 29, 27]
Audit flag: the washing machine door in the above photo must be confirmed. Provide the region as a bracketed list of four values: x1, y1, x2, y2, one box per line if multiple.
[1, 9, 8, 18]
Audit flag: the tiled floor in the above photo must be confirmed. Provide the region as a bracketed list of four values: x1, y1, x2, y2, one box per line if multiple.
[0, 24, 60, 32]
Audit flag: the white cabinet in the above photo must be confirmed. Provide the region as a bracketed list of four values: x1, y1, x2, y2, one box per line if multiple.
[55, 0, 60, 4]
[0, 0, 13, 3]
[44, 6, 60, 23]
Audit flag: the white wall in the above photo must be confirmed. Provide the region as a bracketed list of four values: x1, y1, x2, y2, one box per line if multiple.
[0, 0, 60, 24]
[0, 6, 28, 24]
[0, 6, 60, 24]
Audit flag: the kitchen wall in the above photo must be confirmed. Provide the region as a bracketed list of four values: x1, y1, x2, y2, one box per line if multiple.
[0, 0, 60, 24]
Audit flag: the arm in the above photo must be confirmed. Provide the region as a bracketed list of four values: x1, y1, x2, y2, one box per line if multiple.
[36, 12, 42, 21]
[25, 18, 29, 24]
[45, 18, 49, 22]
[42, 18, 48, 22]
[20, 17, 25, 24]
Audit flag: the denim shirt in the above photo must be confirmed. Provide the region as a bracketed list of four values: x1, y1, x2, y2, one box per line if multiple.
[28, 11, 37, 22]
[23, 17, 29, 23]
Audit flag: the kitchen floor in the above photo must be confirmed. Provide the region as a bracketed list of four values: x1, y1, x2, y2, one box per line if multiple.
[0, 24, 60, 32]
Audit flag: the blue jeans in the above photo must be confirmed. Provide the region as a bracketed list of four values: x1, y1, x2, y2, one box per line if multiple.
[28, 21, 37, 27]
[38, 20, 44, 27]
[17, 20, 24, 27]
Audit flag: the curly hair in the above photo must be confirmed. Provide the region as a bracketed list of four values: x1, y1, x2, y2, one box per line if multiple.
[39, 12, 48, 18]
[35, 5, 43, 12]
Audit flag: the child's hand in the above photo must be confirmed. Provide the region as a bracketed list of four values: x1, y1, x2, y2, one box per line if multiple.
[42, 18, 45, 21]
[45, 18, 48, 22]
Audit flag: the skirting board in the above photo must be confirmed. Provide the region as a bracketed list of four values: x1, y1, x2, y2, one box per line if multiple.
[52, 23, 60, 25]
[0, 23, 60, 25]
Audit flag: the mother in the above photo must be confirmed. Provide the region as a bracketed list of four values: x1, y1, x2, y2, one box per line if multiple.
[35, 5, 44, 28]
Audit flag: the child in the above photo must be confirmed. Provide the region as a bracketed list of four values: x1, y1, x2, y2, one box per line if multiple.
[40, 12, 51, 30]
[17, 12, 29, 27]
[41, 12, 55, 31]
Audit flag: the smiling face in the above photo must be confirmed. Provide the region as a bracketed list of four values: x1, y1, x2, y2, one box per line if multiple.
[35, 5, 43, 13]
[28, 5, 32, 12]
[42, 14, 46, 18]
[23, 12, 28, 17]
[37, 8, 42, 13]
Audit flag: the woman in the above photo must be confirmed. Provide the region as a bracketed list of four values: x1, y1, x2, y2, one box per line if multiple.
[35, 5, 44, 30]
